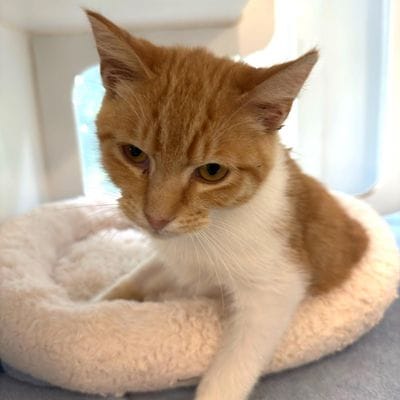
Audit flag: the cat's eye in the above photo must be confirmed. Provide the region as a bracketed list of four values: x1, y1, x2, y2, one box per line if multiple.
[196, 163, 229, 183]
[121, 144, 148, 165]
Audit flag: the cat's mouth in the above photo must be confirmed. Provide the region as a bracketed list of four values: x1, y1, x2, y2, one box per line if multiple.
[148, 230, 180, 239]
[120, 207, 203, 238]
[129, 223, 176, 238]
[135, 222, 184, 239]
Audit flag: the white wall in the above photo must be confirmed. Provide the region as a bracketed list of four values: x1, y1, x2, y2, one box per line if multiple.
[0, 23, 47, 220]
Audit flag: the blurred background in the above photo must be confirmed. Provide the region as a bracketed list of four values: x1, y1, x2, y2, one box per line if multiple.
[0, 0, 399, 244]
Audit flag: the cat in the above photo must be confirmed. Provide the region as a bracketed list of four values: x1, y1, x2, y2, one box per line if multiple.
[86, 10, 368, 400]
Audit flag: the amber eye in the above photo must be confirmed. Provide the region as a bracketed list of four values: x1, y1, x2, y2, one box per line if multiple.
[121, 144, 148, 164]
[196, 163, 229, 183]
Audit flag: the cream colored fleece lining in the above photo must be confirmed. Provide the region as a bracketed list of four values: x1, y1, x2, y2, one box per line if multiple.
[0, 194, 398, 396]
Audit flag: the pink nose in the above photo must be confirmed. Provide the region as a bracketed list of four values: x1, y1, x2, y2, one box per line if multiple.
[144, 213, 172, 231]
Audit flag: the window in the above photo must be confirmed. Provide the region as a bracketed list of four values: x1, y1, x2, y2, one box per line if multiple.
[72, 65, 119, 197]
[385, 213, 400, 247]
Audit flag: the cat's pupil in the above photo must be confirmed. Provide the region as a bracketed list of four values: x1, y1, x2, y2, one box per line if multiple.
[207, 163, 220, 176]
[129, 146, 142, 157]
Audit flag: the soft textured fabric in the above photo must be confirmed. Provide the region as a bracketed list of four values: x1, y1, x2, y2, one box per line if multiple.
[1, 296, 399, 400]
[0, 194, 399, 396]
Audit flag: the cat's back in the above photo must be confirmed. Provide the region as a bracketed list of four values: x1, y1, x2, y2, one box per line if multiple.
[285, 154, 369, 294]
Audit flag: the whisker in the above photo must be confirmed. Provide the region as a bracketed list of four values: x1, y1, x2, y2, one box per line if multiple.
[190, 234, 202, 296]
[195, 232, 226, 312]
[202, 229, 249, 286]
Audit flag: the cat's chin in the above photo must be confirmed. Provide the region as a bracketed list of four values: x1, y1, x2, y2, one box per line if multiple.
[148, 228, 206, 239]
[151, 232, 176, 239]
[123, 219, 187, 239]
[147, 230, 182, 240]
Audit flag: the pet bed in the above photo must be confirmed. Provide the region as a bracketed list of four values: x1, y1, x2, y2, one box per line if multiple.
[0, 194, 398, 396]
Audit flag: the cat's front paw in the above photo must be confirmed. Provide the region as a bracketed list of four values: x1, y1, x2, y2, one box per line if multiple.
[195, 383, 231, 400]
[195, 390, 229, 400]
[195, 374, 251, 400]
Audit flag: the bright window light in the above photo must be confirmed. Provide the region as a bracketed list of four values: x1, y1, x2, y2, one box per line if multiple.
[72, 65, 119, 197]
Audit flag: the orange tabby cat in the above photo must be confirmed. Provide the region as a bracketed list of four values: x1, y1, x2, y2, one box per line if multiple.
[86, 11, 368, 400]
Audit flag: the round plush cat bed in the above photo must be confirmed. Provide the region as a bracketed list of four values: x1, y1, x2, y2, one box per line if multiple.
[0, 194, 398, 396]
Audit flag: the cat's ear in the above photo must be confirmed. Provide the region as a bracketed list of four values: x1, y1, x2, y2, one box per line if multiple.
[243, 50, 318, 132]
[85, 10, 157, 90]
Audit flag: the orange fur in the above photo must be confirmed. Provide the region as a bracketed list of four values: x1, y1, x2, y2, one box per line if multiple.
[87, 10, 368, 294]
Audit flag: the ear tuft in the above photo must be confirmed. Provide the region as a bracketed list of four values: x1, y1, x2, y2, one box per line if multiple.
[244, 50, 318, 132]
[85, 10, 153, 91]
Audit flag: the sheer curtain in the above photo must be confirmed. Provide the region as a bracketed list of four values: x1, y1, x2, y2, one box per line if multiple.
[245, 0, 400, 215]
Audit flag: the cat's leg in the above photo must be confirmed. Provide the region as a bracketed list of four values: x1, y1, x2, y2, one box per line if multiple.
[93, 257, 175, 301]
[195, 275, 306, 400]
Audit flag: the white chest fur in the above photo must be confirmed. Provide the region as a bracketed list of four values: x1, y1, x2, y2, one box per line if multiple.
[155, 147, 308, 295]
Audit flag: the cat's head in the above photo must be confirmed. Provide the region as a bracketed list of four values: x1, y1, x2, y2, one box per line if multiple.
[86, 11, 317, 237]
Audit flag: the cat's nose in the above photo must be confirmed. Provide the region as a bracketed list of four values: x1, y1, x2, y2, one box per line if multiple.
[144, 213, 173, 231]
